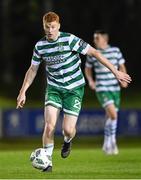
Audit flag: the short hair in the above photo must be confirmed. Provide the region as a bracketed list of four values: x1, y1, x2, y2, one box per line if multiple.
[43, 11, 60, 24]
[94, 30, 109, 36]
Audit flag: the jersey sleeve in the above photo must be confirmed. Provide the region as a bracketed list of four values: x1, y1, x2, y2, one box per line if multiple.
[117, 48, 125, 65]
[85, 55, 96, 68]
[69, 34, 90, 55]
[31, 43, 42, 65]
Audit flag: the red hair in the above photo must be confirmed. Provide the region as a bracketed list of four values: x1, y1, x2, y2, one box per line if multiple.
[43, 11, 60, 23]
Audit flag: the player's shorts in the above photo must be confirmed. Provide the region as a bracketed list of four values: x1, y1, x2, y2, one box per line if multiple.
[45, 85, 84, 116]
[96, 91, 120, 110]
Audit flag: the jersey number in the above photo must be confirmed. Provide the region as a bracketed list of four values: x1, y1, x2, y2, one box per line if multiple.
[73, 99, 80, 109]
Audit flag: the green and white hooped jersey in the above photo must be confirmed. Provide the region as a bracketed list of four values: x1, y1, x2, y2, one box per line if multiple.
[86, 46, 125, 92]
[31, 32, 90, 90]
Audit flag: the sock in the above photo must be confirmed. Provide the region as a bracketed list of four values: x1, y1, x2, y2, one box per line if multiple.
[43, 143, 54, 157]
[64, 136, 72, 143]
[110, 119, 117, 144]
[104, 119, 111, 147]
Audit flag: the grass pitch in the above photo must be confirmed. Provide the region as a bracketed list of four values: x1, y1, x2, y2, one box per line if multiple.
[0, 137, 141, 179]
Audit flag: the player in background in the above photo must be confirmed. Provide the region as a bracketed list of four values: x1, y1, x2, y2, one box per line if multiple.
[85, 30, 128, 155]
[16, 12, 131, 172]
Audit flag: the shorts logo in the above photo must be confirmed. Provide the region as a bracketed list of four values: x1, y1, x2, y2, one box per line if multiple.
[73, 99, 81, 109]
[102, 94, 108, 103]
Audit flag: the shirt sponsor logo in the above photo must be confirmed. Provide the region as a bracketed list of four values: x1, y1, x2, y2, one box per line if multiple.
[44, 55, 65, 65]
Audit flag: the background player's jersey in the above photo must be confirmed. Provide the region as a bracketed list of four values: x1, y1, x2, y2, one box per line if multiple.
[86, 46, 125, 92]
[32, 32, 90, 90]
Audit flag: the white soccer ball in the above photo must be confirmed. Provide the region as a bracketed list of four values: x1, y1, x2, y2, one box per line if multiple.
[30, 148, 52, 170]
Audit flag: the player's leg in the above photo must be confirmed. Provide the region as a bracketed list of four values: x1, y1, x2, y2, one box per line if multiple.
[105, 103, 119, 154]
[61, 114, 78, 158]
[42, 86, 62, 171]
[102, 113, 112, 154]
[42, 105, 60, 152]
[105, 91, 120, 154]
[96, 91, 114, 154]
[42, 105, 60, 172]
[61, 86, 84, 158]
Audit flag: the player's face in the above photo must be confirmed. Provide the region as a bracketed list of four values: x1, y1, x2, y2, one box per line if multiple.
[44, 21, 60, 41]
[93, 34, 107, 49]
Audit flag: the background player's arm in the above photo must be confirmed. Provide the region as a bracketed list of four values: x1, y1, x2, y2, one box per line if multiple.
[85, 67, 95, 90]
[16, 64, 39, 109]
[119, 63, 128, 88]
[119, 63, 127, 73]
[86, 46, 131, 83]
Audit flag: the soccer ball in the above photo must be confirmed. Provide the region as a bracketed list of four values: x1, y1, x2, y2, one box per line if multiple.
[30, 148, 52, 170]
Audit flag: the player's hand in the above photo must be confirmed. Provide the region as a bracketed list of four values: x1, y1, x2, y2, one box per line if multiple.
[88, 80, 95, 90]
[115, 70, 132, 84]
[16, 93, 26, 109]
[120, 81, 128, 88]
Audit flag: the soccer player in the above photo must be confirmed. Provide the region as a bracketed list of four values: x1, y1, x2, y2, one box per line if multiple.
[85, 30, 128, 155]
[16, 13, 131, 171]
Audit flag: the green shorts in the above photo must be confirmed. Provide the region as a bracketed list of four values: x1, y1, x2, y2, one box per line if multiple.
[45, 85, 84, 116]
[96, 91, 120, 110]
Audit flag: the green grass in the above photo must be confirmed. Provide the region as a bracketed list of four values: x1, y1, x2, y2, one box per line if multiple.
[0, 137, 141, 179]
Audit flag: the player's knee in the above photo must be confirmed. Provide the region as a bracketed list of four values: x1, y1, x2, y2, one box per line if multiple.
[63, 127, 75, 136]
[110, 113, 117, 120]
[44, 122, 55, 137]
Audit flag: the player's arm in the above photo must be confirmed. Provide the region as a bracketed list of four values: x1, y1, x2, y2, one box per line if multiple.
[119, 63, 128, 88]
[119, 63, 127, 73]
[85, 66, 95, 90]
[16, 64, 39, 109]
[86, 46, 132, 83]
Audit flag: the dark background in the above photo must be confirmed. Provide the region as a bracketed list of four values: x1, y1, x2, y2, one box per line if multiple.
[0, 0, 140, 102]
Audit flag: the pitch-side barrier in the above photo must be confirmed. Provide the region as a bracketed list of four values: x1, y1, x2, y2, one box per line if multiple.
[0, 109, 141, 137]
